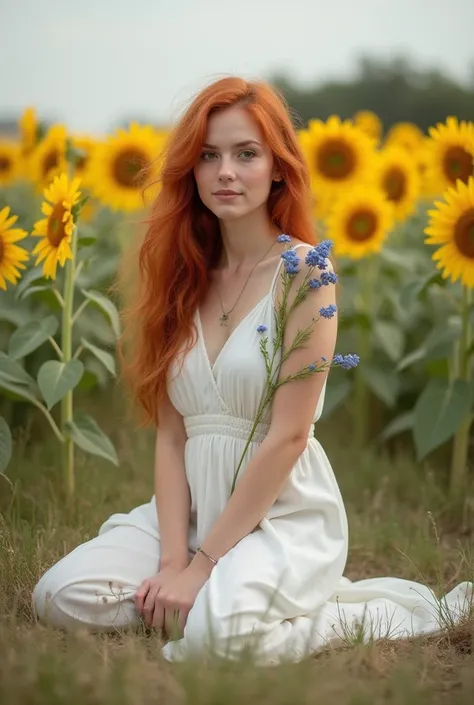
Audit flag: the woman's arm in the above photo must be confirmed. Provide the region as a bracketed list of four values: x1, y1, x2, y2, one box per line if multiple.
[190, 249, 338, 576]
[154, 389, 191, 570]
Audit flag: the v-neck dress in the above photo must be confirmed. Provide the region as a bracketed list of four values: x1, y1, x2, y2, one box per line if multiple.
[32, 244, 472, 666]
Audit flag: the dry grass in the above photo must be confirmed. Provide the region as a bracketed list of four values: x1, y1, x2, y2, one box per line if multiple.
[1, 395, 473, 704]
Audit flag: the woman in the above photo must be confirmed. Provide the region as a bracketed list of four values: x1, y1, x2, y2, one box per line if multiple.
[32, 76, 471, 665]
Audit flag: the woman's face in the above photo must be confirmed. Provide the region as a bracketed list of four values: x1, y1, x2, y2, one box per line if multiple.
[193, 105, 280, 221]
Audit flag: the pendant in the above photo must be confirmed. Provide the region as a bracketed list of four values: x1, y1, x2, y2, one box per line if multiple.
[219, 312, 229, 327]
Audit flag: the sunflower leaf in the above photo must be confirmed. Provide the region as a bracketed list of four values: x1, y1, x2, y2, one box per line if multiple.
[80, 289, 121, 339]
[14, 266, 48, 300]
[65, 412, 118, 466]
[80, 338, 116, 376]
[414, 378, 472, 460]
[0, 352, 37, 388]
[0, 374, 41, 403]
[0, 417, 12, 475]
[378, 411, 414, 442]
[8, 316, 59, 360]
[37, 360, 84, 410]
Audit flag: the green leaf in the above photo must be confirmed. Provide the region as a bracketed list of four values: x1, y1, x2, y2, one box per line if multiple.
[0, 374, 40, 404]
[19, 284, 53, 300]
[8, 316, 59, 359]
[373, 320, 405, 362]
[81, 289, 121, 338]
[379, 411, 414, 442]
[14, 266, 47, 300]
[360, 364, 400, 408]
[0, 352, 35, 386]
[37, 360, 84, 410]
[399, 272, 445, 309]
[65, 412, 118, 465]
[397, 318, 461, 371]
[413, 378, 472, 460]
[0, 416, 12, 474]
[321, 378, 353, 420]
[80, 338, 116, 376]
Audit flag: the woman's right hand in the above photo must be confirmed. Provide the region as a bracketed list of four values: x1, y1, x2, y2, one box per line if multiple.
[135, 564, 187, 633]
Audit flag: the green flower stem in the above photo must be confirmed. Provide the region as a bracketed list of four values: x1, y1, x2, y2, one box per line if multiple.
[52, 288, 65, 308]
[74, 261, 84, 282]
[449, 285, 472, 497]
[353, 255, 377, 450]
[71, 299, 89, 326]
[61, 225, 78, 498]
[48, 336, 64, 361]
[30, 398, 65, 444]
[229, 265, 325, 495]
[72, 344, 84, 361]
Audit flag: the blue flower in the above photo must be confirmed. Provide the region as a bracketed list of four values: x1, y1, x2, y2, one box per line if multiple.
[281, 249, 300, 275]
[305, 240, 334, 270]
[321, 356, 327, 362]
[319, 304, 337, 319]
[320, 271, 338, 286]
[256, 324, 268, 334]
[333, 353, 360, 369]
[308, 363, 317, 372]
[276, 234, 291, 243]
[308, 278, 322, 289]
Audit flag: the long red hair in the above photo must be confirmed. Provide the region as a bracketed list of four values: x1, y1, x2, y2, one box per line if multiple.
[118, 76, 317, 427]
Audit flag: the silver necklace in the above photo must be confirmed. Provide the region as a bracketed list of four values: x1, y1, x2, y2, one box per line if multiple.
[216, 240, 277, 327]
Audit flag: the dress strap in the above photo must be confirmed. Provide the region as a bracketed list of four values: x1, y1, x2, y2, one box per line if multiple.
[269, 242, 311, 297]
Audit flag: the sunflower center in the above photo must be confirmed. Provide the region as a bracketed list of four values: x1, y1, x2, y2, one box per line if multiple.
[346, 209, 378, 242]
[454, 208, 474, 259]
[316, 139, 355, 180]
[112, 149, 149, 189]
[443, 146, 473, 185]
[42, 149, 59, 178]
[0, 156, 12, 174]
[383, 167, 406, 202]
[47, 203, 68, 247]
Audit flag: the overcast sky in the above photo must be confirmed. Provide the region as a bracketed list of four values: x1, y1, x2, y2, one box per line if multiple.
[2, 0, 473, 135]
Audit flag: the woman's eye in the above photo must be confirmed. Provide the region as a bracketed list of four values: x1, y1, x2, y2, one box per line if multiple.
[239, 150, 256, 159]
[201, 152, 217, 161]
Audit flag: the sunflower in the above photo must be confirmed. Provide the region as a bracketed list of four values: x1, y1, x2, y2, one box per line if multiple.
[31, 173, 82, 280]
[18, 106, 39, 157]
[326, 186, 395, 260]
[0, 206, 29, 290]
[424, 177, 474, 288]
[384, 122, 425, 153]
[88, 123, 165, 212]
[28, 124, 68, 188]
[0, 140, 22, 186]
[371, 145, 421, 221]
[298, 116, 377, 202]
[353, 110, 383, 143]
[425, 117, 474, 194]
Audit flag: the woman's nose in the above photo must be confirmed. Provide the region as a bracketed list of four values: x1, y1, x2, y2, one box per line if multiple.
[217, 156, 236, 181]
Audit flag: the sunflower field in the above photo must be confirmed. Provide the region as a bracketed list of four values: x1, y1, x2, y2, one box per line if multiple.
[1, 107, 474, 502]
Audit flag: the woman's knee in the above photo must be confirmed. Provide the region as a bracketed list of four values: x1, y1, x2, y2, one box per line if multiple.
[32, 560, 139, 632]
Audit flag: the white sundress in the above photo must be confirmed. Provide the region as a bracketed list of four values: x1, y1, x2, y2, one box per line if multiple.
[33, 243, 472, 665]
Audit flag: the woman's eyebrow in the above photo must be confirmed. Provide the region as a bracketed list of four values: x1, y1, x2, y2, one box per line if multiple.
[201, 140, 262, 149]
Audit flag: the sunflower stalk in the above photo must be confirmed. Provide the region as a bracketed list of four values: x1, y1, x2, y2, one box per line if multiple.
[61, 224, 78, 499]
[353, 254, 378, 450]
[449, 285, 472, 497]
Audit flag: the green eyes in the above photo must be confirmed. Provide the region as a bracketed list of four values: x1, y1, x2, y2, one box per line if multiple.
[200, 150, 256, 161]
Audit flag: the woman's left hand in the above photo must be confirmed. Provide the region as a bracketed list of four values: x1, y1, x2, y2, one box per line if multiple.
[149, 559, 212, 638]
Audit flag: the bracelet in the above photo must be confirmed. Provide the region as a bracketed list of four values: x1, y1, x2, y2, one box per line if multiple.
[196, 547, 218, 565]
